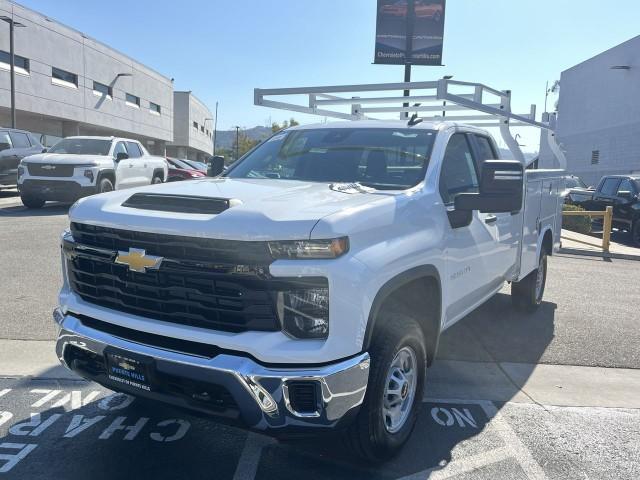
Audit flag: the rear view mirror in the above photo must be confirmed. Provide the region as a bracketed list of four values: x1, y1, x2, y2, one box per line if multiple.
[115, 152, 129, 161]
[209, 155, 225, 177]
[455, 160, 524, 213]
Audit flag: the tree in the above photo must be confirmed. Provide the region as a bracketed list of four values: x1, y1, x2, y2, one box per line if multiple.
[271, 118, 299, 133]
[232, 130, 259, 160]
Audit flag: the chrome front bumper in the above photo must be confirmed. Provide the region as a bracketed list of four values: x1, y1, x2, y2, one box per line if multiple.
[53, 309, 370, 432]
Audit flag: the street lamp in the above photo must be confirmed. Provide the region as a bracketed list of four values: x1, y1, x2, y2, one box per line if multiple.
[0, 16, 26, 129]
[235, 126, 240, 160]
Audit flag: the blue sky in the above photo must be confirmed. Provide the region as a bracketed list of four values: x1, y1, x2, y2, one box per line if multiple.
[18, 0, 640, 151]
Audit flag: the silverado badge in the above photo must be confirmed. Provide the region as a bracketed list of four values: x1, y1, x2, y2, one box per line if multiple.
[115, 248, 163, 273]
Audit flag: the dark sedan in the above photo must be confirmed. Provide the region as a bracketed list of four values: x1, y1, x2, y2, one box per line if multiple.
[0, 129, 45, 189]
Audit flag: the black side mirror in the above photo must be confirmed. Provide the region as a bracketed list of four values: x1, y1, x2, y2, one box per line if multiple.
[41, 148, 48, 153]
[455, 160, 524, 213]
[209, 155, 225, 177]
[115, 152, 129, 161]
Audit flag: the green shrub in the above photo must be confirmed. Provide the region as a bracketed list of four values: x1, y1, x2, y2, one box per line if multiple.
[562, 204, 592, 234]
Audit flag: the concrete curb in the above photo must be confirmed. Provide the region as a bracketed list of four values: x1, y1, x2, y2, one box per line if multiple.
[559, 247, 640, 261]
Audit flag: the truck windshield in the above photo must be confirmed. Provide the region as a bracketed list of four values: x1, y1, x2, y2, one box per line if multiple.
[48, 138, 112, 156]
[226, 128, 436, 190]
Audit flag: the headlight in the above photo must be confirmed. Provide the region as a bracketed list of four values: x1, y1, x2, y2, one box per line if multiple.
[278, 287, 329, 339]
[268, 237, 349, 260]
[83, 169, 94, 182]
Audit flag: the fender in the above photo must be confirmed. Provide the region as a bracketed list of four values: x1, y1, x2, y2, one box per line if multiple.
[362, 265, 442, 365]
[95, 169, 115, 186]
[537, 225, 553, 258]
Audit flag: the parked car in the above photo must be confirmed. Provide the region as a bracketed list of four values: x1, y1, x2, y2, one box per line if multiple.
[0, 128, 45, 190]
[53, 120, 563, 460]
[17, 136, 168, 208]
[562, 175, 593, 204]
[180, 159, 208, 173]
[166, 157, 206, 182]
[572, 174, 640, 245]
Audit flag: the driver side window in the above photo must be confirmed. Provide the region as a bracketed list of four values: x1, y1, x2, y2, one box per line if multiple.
[439, 133, 479, 205]
[113, 142, 128, 158]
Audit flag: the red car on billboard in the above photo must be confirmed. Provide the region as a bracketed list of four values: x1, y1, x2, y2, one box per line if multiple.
[380, 0, 443, 21]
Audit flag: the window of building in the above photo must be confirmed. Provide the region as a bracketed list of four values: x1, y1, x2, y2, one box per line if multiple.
[439, 133, 479, 204]
[0, 50, 29, 75]
[193, 121, 198, 130]
[52, 67, 77, 88]
[93, 81, 112, 99]
[149, 102, 161, 115]
[125, 93, 140, 108]
[9, 132, 31, 148]
[591, 150, 600, 165]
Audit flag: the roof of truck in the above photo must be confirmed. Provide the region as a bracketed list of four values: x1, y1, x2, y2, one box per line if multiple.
[286, 119, 486, 132]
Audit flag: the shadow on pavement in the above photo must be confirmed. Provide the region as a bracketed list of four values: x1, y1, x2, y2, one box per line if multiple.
[0, 203, 70, 217]
[0, 291, 555, 479]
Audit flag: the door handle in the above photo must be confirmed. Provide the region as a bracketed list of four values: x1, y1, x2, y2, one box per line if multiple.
[484, 215, 497, 224]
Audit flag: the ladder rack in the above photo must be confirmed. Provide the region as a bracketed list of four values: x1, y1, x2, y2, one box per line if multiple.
[254, 79, 566, 167]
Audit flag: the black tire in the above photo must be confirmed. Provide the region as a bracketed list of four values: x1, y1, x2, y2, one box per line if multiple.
[344, 313, 426, 462]
[631, 220, 640, 247]
[20, 194, 45, 209]
[98, 177, 114, 194]
[152, 175, 163, 185]
[512, 251, 547, 312]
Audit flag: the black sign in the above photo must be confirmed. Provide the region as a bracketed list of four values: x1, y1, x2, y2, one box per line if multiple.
[374, 0, 446, 66]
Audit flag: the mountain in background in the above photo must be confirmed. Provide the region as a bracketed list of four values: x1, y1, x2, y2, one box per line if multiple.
[214, 126, 273, 149]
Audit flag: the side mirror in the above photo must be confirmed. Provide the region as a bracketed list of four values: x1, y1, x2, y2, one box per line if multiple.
[455, 160, 524, 213]
[115, 152, 129, 162]
[41, 148, 48, 153]
[209, 155, 225, 177]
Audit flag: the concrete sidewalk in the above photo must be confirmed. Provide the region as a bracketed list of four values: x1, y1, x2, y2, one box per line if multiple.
[2, 339, 639, 410]
[560, 228, 640, 260]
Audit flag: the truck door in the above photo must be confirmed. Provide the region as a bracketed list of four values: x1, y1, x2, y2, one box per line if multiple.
[470, 133, 520, 280]
[125, 141, 148, 186]
[613, 178, 637, 230]
[113, 141, 134, 189]
[439, 133, 502, 327]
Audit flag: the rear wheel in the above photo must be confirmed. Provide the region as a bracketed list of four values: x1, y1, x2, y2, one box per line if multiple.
[631, 220, 640, 247]
[20, 194, 45, 209]
[152, 175, 163, 185]
[512, 251, 547, 312]
[344, 313, 426, 462]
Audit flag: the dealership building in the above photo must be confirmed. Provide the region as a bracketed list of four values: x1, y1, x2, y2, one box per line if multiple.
[0, 0, 213, 159]
[166, 91, 214, 162]
[539, 35, 640, 185]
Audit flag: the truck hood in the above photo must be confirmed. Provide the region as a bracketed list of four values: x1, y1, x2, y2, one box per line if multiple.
[69, 178, 389, 241]
[23, 153, 109, 165]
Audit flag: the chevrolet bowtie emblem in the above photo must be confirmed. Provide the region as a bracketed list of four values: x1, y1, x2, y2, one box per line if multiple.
[115, 248, 163, 273]
[118, 360, 137, 371]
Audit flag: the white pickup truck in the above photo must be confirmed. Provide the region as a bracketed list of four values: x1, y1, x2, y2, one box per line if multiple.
[53, 80, 566, 460]
[17, 136, 168, 208]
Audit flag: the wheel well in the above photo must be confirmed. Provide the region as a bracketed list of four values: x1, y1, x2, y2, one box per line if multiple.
[364, 267, 441, 366]
[152, 168, 164, 181]
[96, 169, 115, 186]
[542, 229, 553, 256]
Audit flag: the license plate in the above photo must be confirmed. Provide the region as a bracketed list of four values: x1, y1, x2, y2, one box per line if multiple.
[105, 349, 155, 392]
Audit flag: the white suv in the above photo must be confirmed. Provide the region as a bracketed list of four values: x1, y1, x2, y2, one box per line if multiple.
[17, 136, 168, 208]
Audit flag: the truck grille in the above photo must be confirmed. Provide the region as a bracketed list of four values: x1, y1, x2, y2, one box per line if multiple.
[26, 163, 75, 177]
[66, 223, 324, 334]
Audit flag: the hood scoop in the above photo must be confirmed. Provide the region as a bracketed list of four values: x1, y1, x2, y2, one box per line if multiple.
[122, 193, 241, 215]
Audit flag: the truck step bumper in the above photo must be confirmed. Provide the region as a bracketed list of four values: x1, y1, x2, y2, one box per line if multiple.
[53, 309, 370, 433]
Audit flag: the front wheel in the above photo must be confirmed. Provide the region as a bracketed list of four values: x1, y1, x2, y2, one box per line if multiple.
[151, 175, 163, 185]
[98, 177, 114, 194]
[512, 251, 547, 312]
[344, 313, 426, 462]
[20, 194, 45, 209]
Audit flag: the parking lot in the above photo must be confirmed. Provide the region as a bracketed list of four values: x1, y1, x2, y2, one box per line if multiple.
[0, 193, 639, 479]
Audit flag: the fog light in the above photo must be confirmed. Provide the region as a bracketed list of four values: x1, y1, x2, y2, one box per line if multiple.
[278, 288, 329, 339]
[83, 169, 94, 182]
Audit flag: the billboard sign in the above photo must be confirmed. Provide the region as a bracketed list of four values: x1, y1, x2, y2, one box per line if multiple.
[374, 0, 445, 66]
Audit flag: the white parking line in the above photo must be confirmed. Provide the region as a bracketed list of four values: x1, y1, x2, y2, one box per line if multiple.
[231, 432, 274, 480]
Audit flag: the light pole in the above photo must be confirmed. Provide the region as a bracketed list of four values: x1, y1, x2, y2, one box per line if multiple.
[235, 126, 240, 160]
[0, 16, 26, 129]
[212, 101, 218, 156]
[204, 117, 214, 160]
